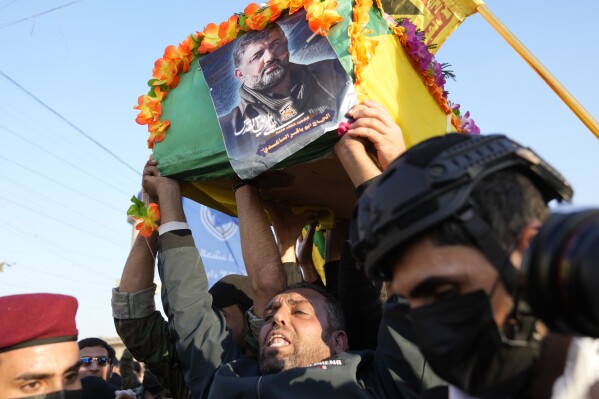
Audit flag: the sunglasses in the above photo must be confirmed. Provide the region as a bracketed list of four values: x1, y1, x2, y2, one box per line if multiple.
[80, 356, 111, 367]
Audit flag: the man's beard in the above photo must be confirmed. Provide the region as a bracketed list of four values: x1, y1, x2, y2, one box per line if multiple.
[258, 329, 334, 375]
[246, 60, 286, 91]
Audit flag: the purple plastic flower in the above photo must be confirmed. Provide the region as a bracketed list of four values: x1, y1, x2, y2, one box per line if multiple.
[461, 111, 480, 134]
[401, 18, 417, 38]
[449, 101, 460, 114]
[435, 74, 446, 87]
[416, 45, 433, 70]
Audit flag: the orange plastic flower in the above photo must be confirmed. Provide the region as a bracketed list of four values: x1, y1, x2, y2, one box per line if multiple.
[219, 15, 240, 46]
[147, 119, 170, 149]
[349, 33, 378, 84]
[288, 0, 304, 14]
[179, 34, 199, 56]
[127, 196, 161, 238]
[354, 5, 371, 25]
[305, 0, 342, 34]
[245, 3, 272, 31]
[348, 0, 378, 96]
[451, 114, 462, 131]
[134, 95, 162, 125]
[391, 24, 407, 46]
[164, 45, 192, 74]
[152, 86, 167, 102]
[267, 0, 287, 22]
[135, 203, 161, 238]
[199, 23, 222, 54]
[152, 57, 180, 88]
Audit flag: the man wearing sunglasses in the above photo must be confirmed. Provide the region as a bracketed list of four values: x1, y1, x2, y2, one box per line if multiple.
[78, 337, 116, 385]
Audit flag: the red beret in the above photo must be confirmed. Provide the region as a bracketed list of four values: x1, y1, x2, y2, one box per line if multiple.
[0, 293, 78, 353]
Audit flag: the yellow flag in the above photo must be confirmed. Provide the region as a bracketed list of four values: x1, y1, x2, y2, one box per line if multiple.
[381, 0, 484, 52]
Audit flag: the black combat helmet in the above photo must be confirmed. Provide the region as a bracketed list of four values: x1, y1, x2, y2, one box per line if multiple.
[350, 133, 573, 289]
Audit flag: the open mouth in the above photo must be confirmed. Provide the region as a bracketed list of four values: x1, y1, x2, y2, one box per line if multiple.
[267, 334, 291, 348]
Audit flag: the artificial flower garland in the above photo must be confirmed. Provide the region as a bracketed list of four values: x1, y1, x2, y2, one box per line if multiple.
[391, 17, 479, 133]
[134, 0, 343, 150]
[132, 0, 479, 235]
[134, 0, 479, 148]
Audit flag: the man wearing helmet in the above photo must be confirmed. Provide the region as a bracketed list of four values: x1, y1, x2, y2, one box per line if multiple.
[344, 129, 578, 398]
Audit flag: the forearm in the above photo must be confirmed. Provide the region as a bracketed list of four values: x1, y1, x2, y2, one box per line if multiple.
[118, 232, 157, 293]
[119, 179, 182, 293]
[235, 184, 285, 317]
[156, 182, 185, 224]
[335, 139, 381, 188]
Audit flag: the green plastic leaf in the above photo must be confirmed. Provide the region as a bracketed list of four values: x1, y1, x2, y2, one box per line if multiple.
[127, 195, 147, 219]
[238, 14, 248, 30]
[190, 33, 202, 44]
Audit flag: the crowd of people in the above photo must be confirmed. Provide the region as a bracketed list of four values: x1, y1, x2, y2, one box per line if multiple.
[1, 99, 597, 399]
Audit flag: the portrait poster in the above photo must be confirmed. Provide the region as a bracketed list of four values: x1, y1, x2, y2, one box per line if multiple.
[199, 10, 358, 179]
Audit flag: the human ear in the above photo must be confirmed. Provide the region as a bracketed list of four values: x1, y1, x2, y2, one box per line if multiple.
[518, 220, 543, 252]
[234, 68, 244, 82]
[511, 220, 543, 269]
[330, 330, 348, 354]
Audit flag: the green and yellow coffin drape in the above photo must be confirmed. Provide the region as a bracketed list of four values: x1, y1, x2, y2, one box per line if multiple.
[136, 0, 473, 220]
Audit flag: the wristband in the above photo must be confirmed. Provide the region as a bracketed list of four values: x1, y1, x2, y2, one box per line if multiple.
[158, 221, 190, 235]
[232, 178, 257, 192]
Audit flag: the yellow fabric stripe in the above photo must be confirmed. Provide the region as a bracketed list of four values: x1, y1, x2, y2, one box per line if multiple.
[361, 34, 455, 148]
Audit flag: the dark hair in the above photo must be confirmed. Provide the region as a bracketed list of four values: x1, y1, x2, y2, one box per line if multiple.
[78, 337, 116, 362]
[233, 23, 286, 68]
[282, 282, 345, 334]
[209, 274, 253, 313]
[351, 133, 571, 281]
[429, 170, 548, 252]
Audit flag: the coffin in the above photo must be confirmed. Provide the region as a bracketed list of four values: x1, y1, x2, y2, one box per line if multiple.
[140, 0, 467, 221]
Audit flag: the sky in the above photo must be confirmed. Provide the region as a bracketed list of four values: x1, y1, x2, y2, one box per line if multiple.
[1, 0, 598, 340]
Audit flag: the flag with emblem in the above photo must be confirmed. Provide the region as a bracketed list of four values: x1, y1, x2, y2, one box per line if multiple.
[382, 0, 483, 52]
[183, 199, 246, 287]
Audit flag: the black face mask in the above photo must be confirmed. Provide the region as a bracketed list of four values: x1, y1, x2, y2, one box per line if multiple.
[15, 389, 82, 399]
[410, 290, 539, 398]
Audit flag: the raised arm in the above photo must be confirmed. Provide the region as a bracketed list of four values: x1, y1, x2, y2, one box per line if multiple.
[333, 101, 403, 352]
[143, 160, 241, 398]
[234, 183, 285, 318]
[112, 160, 189, 399]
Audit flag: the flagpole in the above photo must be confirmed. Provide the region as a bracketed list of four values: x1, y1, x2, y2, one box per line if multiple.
[475, 3, 599, 140]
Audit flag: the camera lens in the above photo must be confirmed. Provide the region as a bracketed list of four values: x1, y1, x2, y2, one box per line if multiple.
[522, 208, 599, 337]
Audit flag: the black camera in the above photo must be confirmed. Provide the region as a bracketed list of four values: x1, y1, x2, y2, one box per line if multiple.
[521, 208, 599, 337]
